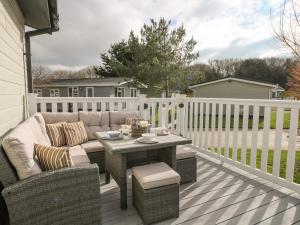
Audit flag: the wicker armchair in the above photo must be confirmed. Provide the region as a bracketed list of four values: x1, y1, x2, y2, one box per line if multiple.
[0, 146, 102, 225]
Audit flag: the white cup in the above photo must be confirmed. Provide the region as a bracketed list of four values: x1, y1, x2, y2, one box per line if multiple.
[141, 133, 155, 142]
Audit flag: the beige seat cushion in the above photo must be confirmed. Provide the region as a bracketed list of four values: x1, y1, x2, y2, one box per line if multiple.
[79, 111, 110, 140]
[110, 111, 140, 131]
[132, 162, 180, 189]
[2, 116, 50, 179]
[176, 145, 197, 160]
[69, 145, 90, 165]
[81, 140, 105, 153]
[42, 112, 79, 124]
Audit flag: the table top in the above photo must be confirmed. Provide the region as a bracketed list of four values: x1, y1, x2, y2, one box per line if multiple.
[95, 132, 192, 154]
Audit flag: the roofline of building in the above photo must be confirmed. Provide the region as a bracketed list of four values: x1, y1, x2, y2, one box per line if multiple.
[34, 78, 148, 88]
[189, 77, 285, 90]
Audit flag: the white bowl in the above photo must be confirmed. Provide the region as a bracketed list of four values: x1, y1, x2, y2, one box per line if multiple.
[108, 131, 121, 138]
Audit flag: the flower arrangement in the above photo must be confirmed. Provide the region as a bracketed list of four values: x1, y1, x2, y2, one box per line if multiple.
[131, 120, 149, 137]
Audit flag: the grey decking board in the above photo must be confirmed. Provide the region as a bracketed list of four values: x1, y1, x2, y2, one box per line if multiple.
[100, 156, 300, 225]
[216, 194, 300, 225]
[157, 184, 286, 225]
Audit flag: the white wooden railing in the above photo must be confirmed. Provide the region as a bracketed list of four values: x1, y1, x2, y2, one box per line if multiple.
[28, 93, 300, 193]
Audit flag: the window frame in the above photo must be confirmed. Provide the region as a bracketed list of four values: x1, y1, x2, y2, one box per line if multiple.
[116, 87, 125, 97]
[33, 89, 42, 97]
[50, 89, 60, 97]
[130, 88, 137, 97]
[86, 87, 94, 97]
[68, 86, 79, 97]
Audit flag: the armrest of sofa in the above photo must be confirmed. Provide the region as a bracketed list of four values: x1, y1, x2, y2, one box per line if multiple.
[2, 164, 102, 225]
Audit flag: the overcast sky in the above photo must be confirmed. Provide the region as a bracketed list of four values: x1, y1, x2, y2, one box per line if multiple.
[30, 0, 290, 71]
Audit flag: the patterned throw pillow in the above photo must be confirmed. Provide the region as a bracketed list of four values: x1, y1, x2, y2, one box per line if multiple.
[34, 144, 72, 171]
[62, 121, 88, 147]
[125, 117, 143, 125]
[46, 122, 66, 147]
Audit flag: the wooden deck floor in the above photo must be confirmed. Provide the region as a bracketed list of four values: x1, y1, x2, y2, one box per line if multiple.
[100, 153, 300, 225]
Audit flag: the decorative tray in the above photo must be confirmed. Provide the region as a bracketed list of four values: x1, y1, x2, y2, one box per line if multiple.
[136, 137, 158, 144]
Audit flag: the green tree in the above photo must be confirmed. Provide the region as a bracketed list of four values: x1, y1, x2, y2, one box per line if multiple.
[233, 58, 291, 87]
[95, 18, 199, 96]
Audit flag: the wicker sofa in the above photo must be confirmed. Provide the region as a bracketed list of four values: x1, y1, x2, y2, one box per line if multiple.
[0, 115, 102, 225]
[0, 110, 138, 225]
[41, 111, 139, 173]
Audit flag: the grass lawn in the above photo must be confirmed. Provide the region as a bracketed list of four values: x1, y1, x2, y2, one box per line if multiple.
[151, 109, 300, 129]
[213, 148, 300, 184]
[187, 111, 300, 129]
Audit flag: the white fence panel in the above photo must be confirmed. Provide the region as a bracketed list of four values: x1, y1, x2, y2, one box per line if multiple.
[27, 93, 300, 193]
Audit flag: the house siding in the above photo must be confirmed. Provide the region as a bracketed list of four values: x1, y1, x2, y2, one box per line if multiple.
[192, 80, 272, 99]
[35, 85, 140, 97]
[0, 0, 26, 137]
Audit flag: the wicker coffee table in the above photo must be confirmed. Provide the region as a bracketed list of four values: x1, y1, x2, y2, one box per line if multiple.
[95, 133, 192, 209]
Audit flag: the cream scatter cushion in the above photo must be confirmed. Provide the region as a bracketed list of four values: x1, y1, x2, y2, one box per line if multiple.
[34, 144, 72, 171]
[2, 116, 48, 179]
[33, 113, 51, 144]
[46, 122, 66, 147]
[62, 121, 88, 147]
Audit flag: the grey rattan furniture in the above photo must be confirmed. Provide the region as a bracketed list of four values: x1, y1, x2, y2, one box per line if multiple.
[96, 133, 191, 209]
[86, 151, 105, 173]
[176, 145, 197, 184]
[132, 162, 180, 225]
[0, 146, 102, 225]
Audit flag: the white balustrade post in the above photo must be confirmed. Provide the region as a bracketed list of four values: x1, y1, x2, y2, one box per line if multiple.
[175, 94, 186, 136]
[139, 94, 147, 119]
[28, 93, 38, 116]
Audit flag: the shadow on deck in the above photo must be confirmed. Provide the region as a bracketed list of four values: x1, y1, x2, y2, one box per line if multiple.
[100, 153, 300, 225]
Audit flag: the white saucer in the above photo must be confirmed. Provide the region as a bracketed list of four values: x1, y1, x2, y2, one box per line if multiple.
[98, 134, 124, 140]
[156, 132, 169, 136]
[136, 137, 158, 144]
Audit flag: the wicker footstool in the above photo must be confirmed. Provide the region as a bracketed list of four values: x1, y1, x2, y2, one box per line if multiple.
[176, 145, 197, 184]
[132, 162, 180, 225]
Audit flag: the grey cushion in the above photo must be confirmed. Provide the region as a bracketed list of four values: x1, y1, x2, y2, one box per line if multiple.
[79, 111, 110, 140]
[132, 162, 180, 189]
[81, 140, 105, 153]
[42, 112, 79, 124]
[109, 111, 140, 131]
[69, 145, 90, 165]
[176, 145, 197, 160]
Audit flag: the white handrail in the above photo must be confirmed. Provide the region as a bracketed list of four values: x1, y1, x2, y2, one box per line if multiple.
[27, 93, 300, 193]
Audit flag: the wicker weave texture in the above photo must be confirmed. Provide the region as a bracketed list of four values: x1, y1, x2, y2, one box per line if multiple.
[2, 164, 102, 225]
[87, 151, 105, 173]
[0, 146, 18, 187]
[132, 176, 179, 225]
[176, 157, 197, 184]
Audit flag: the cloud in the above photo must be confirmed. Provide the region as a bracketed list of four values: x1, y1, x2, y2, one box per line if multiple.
[30, 0, 291, 70]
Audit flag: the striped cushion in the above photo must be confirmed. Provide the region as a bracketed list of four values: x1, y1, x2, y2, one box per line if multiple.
[46, 122, 66, 147]
[34, 144, 72, 171]
[62, 121, 88, 147]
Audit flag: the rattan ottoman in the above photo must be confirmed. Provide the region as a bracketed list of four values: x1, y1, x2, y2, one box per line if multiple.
[176, 145, 197, 184]
[132, 162, 180, 225]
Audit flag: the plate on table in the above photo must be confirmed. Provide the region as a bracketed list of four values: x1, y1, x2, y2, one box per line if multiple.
[97, 133, 124, 140]
[136, 137, 158, 144]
